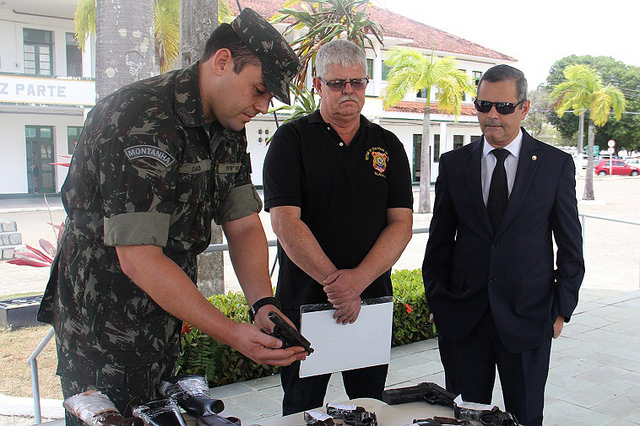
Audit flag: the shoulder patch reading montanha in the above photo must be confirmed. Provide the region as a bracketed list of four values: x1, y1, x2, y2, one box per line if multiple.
[124, 145, 176, 167]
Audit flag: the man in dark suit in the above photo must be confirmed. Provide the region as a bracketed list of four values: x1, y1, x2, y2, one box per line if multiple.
[422, 64, 584, 426]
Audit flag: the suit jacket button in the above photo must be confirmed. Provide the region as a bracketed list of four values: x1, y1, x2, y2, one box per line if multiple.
[489, 278, 497, 284]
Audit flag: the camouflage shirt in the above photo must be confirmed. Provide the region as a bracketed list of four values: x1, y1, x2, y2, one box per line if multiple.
[38, 62, 262, 380]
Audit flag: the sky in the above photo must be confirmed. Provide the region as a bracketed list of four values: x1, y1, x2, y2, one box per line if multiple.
[371, 0, 639, 89]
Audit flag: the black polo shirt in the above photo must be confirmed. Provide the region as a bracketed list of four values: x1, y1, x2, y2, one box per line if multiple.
[263, 110, 413, 311]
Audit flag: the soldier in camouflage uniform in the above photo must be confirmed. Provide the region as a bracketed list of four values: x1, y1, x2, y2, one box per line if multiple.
[38, 8, 307, 423]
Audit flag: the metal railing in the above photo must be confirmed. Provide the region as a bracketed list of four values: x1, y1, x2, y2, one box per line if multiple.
[579, 213, 640, 235]
[26, 218, 639, 423]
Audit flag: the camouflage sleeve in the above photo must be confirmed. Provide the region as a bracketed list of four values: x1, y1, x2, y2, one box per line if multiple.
[99, 112, 180, 247]
[104, 212, 171, 246]
[214, 183, 262, 224]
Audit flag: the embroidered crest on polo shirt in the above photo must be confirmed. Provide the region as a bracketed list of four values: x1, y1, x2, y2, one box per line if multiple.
[365, 147, 389, 177]
[124, 145, 176, 167]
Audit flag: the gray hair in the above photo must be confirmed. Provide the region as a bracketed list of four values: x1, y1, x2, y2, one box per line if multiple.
[315, 39, 367, 78]
[478, 64, 528, 102]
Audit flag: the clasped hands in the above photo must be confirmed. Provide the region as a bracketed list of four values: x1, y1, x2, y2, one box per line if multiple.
[322, 269, 369, 325]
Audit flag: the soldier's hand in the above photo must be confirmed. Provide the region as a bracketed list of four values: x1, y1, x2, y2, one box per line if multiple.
[231, 323, 307, 366]
[253, 306, 298, 335]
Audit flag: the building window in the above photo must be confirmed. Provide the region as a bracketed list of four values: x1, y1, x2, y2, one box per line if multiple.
[433, 134, 440, 162]
[416, 88, 428, 99]
[412, 134, 422, 183]
[367, 58, 373, 78]
[67, 126, 83, 153]
[454, 135, 464, 149]
[23, 28, 53, 76]
[459, 69, 468, 101]
[381, 61, 391, 81]
[473, 71, 483, 89]
[66, 33, 82, 77]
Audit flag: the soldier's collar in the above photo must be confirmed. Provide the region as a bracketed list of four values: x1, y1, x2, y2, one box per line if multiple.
[174, 62, 207, 128]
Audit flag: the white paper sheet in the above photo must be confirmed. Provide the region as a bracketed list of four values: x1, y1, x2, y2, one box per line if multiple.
[299, 300, 394, 378]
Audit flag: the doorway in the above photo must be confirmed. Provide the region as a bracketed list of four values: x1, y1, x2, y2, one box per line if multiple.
[25, 126, 56, 194]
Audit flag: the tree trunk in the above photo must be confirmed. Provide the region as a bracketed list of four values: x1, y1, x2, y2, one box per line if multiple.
[418, 96, 432, 213]
[583, 119, 596, 201]
[95, 0, 157, 99]
[179, 0, 218, 68]
[577, 112, 584, 169]
[180, 0, 225, 297]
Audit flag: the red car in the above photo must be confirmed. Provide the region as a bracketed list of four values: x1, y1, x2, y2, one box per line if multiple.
[594, 160, 640, 176]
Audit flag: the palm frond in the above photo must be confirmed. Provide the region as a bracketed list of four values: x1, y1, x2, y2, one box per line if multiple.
[383, 48, 472, 118]
[154, 0, 180, 72]
[551, 64, 626, 126]
[74, 0, 96, 52]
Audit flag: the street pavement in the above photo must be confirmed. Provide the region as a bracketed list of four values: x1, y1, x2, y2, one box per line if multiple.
[0, 175, 639, 425]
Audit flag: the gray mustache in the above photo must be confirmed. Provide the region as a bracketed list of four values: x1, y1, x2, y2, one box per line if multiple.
[338, 95, 359, 103]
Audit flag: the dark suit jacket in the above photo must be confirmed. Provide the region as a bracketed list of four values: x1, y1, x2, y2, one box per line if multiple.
[422, 128, 585, 353]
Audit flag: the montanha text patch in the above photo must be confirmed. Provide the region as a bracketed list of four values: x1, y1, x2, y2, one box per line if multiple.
[124, 145, 176, 167]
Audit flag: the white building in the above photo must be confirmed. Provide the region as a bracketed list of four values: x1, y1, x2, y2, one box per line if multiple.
[0, 0, 515, 195]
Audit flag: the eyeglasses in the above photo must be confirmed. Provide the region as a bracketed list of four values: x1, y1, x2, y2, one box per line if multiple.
[318, 77, 369, 91]
[474, 99, 526, 115]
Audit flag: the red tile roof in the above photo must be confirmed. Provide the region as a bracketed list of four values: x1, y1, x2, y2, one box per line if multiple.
[235, 0, 515, 61]
[387, 101, 478, 116]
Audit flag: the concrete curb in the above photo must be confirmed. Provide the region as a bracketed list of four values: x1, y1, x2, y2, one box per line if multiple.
[0, 394, 64, 419]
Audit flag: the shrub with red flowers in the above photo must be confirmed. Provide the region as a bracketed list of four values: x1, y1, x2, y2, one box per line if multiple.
[177, 268, 437, 386]
[391, 269, 436, 346]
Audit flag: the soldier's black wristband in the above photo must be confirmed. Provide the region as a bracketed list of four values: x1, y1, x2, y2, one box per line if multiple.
[248, 297, 281, 323]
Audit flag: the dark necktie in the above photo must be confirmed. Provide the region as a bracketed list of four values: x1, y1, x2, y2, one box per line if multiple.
[487, 148, 509, 232]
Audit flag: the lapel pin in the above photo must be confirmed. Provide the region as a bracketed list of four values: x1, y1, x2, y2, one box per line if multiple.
[532, 155, 538, 161]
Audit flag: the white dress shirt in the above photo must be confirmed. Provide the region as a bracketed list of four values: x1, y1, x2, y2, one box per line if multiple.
[481, 129, 523, 206]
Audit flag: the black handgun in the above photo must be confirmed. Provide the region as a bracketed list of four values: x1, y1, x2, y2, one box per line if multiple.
[197, 413, 242, 426]
[381, 382, 456, 408]
[267, 310, 314, 354]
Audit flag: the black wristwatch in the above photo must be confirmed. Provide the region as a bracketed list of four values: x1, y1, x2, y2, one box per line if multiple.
[248, 296, 281, 323]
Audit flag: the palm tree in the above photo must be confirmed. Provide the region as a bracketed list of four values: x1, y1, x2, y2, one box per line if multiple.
[383, 48, 475, 213]
[273, 0, 383, 89]
[266, 0, 382, 131]
[75, 0, 177, 76]
[74, 0, 234, 76]
[550, 64, 626, 200]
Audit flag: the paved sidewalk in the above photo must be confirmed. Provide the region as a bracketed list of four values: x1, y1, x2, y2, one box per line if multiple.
[1, 177, 639, 425]
[2, 288, 639, 425]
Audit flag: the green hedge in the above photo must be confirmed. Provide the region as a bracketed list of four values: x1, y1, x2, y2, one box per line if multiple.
[176, 269, 436, 387]
[390, 269, 437, 346]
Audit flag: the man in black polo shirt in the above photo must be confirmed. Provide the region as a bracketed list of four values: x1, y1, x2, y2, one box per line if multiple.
[263, 39, 414, 415]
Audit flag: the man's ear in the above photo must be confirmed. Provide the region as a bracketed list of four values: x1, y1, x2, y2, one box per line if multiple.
[313, 76, 323, 95]
[210, 48, 233, 76]
[520, 99, 531, 119]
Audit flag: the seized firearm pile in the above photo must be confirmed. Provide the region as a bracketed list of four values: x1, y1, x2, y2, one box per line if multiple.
[382, 382, 519, 426]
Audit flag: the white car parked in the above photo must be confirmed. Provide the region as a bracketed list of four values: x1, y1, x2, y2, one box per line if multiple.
[624, 158, 640, 168]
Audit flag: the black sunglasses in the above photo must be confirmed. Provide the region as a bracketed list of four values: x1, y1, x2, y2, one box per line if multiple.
[474, 99, 526, 115]
[318, 77, 369, 91]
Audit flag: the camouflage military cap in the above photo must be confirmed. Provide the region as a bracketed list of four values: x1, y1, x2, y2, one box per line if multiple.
[231, 8, 301, 105]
